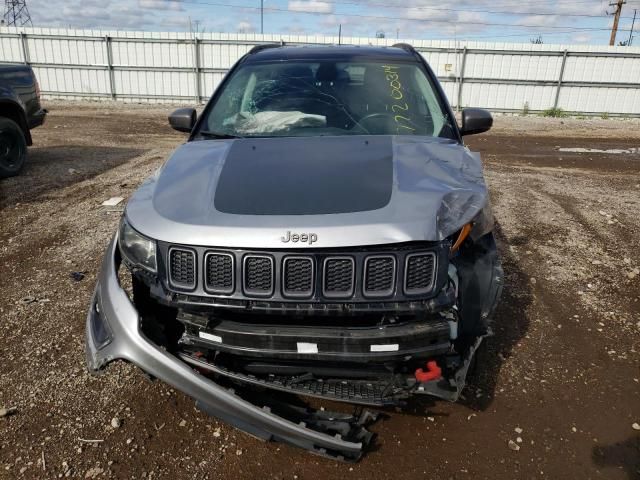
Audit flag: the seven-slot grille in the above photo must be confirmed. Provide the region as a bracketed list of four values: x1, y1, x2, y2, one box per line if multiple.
[404, 253, 436, 295]
[168, 248, 196, 289]
[243, 255, 274, 296]
[323, 257, 355, 298]
[363, 255, 396, 297]
[164, 246, 439, 300]
[204, 252, 234, 294]
[282, 257, 314, 298]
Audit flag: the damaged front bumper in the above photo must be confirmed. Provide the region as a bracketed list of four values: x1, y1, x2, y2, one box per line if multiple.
[86, 233, 503, 461]
[86, 236, 376, 461]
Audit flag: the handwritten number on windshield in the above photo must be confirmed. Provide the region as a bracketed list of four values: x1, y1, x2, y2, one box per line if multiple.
[383, 65, 416, 133]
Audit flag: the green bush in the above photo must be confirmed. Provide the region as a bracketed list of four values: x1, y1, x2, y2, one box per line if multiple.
[541, 107, 567, 118]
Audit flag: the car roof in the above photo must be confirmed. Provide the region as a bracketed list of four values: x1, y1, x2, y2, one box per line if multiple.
[243, 44, 418, 63]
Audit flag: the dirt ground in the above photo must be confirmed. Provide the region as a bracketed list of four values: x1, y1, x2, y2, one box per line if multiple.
[0, 102, 639, 479]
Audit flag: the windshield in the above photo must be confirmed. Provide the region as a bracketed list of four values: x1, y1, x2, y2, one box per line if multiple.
[198, 60, 456, 139]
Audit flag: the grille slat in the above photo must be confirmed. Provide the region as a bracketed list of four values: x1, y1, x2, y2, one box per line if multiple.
[404, 253, 436, 295]
[363, 256, 395, 297]
[283, 257, 314, 298]
[204, 252, 234, 294]
[243, 255, 274, 296]
[169, 248, 196, 289]
[323, 257, 355, 298]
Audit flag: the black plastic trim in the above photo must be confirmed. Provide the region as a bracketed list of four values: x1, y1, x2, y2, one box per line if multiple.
[203, 250, 236, 295]
[167, 246, 197, 291]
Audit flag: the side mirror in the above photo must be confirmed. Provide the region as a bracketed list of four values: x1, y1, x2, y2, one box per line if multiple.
[460, 108, 493, 136]
[169, 108, 197, 133]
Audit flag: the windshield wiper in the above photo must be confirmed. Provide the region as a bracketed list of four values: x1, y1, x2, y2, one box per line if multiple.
[198, 130, 243, 139]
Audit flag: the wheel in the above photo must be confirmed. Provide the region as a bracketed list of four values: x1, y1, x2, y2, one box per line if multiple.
[0, 117, 27, 179]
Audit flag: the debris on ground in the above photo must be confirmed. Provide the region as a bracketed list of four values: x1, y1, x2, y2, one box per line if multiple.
[70, 271, 86, 281]
[0, 406, 17, 418]
[84, 466, 104, 479]
[101, 196, 124, 207]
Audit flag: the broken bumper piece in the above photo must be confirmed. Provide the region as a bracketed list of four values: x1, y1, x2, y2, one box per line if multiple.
[85, 237, 375, 461]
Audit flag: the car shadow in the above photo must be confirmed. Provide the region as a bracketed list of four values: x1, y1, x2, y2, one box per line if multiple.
[0, 145, 148, 210]
[592, 435, 640, 479]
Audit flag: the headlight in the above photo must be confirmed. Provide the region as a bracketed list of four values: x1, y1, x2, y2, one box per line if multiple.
[118, 219, 157, 273]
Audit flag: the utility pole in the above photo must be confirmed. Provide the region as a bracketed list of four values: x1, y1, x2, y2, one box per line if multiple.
[629, 9, 637, 46]
[609, 0, 626, 46]
[3, 0, 33, 27]
[260, 0, 263, 34]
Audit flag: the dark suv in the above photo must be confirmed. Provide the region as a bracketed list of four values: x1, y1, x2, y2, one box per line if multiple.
[86, 43, 502, 460]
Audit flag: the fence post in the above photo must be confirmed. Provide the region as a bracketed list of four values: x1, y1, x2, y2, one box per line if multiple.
[19, 32, 30, 65]
[193, 37, 201, 104]
[457, 46, 467, 112]
[554, 49, 568, 109]
[105, 36, 116, 100]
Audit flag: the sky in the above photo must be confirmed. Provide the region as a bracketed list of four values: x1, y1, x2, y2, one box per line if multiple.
[18, 0, 640, 45]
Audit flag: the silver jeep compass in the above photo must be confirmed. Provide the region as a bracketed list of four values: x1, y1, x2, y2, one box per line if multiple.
[86, 43, 502, 461]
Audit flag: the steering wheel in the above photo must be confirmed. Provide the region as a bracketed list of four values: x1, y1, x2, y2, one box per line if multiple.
[356, 112, 396, 134]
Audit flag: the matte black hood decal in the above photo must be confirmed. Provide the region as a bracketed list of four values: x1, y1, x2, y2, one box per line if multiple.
[214, 136, 393, 215]
[126, 135, 489, 248]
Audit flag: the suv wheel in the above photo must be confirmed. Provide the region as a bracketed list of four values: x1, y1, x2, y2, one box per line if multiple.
[0, 117, 27, 179]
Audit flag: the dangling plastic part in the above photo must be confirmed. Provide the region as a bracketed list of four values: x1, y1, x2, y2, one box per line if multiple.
[415, 360, 442, 382]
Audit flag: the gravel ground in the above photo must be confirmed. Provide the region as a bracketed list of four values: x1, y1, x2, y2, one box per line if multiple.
[0, 102, 639, 479]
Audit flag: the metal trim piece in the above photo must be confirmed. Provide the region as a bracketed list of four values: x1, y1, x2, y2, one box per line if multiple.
[203, 251, 235, 295]
[322, 256, 355, 299]
[282, 256, 315, 299]
[362, 255, 396, 298]
[242, 254, 275, 297]
[167, 246, 197, 291]
[404, 252, 437, 296]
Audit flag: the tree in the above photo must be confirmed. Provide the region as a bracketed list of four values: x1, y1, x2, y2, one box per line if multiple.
[530, 35, 544, 44]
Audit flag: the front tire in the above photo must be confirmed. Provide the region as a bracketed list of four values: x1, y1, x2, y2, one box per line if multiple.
[0, 117, 27, 179]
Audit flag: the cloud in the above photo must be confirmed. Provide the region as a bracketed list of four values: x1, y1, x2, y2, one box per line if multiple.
[515, 15, 561, 28]
[236, 21, 256, 33]
[138, 0, 182, 11]
[320, 14, 347, 29]
[288, 0, 333, 14]
[571, 33, 593, 43]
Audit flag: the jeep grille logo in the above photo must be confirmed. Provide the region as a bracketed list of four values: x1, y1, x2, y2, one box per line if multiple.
[281, 231, 317, 245]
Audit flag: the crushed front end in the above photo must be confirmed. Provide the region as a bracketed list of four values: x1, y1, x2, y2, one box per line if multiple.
[86, 215, 502, 459]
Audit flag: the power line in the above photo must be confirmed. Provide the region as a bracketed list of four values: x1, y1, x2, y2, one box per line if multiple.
[167, 0, 633, 32]
[275, 0, 637, 20]
[3, 0, 32, 27]
[174, 0, 639, 19]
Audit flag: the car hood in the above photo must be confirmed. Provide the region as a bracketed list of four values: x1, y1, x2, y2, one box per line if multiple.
[125, 135, 488, 248]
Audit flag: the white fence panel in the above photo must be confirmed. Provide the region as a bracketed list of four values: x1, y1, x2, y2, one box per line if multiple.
[0, 35, 22, 62]
[0, 27, 639, 116]
[33, 66, 110, 95]
[560, 86, 640, 114]
[112, 39, 192, 68]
